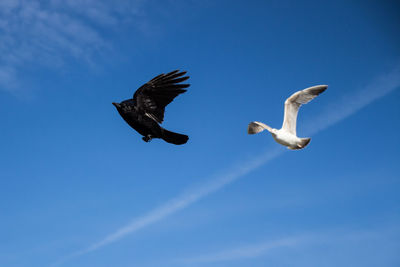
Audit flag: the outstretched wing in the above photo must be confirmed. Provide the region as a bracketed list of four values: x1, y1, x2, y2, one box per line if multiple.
[248, 121, 272, 134]
[282, 85, 327, 135]
[133, 70, 190, 123]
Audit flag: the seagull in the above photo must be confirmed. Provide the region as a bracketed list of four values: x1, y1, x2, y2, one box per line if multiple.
[248, 85, 327, 150]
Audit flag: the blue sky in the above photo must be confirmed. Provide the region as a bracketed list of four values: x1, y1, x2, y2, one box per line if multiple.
[1, 1, 400, 267]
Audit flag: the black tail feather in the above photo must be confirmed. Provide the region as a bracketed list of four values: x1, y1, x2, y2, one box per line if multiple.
[162, 129, 189, 145]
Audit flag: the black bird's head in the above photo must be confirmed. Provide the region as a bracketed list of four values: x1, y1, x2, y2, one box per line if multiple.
[112, 102, 121, 109]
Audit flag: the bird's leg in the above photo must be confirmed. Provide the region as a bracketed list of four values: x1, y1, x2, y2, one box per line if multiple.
[142, 135, 153, 142]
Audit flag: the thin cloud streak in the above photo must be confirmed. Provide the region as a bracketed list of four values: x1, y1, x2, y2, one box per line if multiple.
[177, 226, 400, 264]
[179, 237, 300, 264]
[55, 67, 400, 265]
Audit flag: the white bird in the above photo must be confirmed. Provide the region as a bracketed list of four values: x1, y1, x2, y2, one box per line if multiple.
[248, 85, 327, 150]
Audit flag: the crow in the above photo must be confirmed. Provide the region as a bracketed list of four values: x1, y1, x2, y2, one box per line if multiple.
[112, 70, 189, 145]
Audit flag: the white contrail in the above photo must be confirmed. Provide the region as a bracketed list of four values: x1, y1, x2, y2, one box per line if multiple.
[178, 237, 301, 264]
[177, 226, 400, 264]
[53, 67, 400, 266]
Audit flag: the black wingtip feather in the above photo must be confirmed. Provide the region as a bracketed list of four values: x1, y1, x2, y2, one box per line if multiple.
[160, 71, 186, 82]
[164, 70, 180, 78]
[158, 84, 190, 90]
[164, 76, 189, 84]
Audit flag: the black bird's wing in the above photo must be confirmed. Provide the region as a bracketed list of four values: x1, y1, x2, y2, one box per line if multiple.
[133, 70, 189, 124]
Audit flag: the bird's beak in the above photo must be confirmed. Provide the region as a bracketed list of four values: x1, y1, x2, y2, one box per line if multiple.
[112, 102, 120, 108]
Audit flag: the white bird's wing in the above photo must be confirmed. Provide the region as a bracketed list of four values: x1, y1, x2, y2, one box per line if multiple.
[248, 121, 272, 134]
[282, 85, 327, 135]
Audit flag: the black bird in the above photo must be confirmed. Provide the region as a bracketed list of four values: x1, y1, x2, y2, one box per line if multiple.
[112, 70, 189, 145]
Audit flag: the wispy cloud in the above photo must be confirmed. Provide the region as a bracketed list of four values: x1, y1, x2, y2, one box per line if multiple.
[0, 0, 143, 92]
[178, 237, 300, 264]
[0, 66, 17, 92]
[177, 226, 400, 264]
[53, 67, 400, 266]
